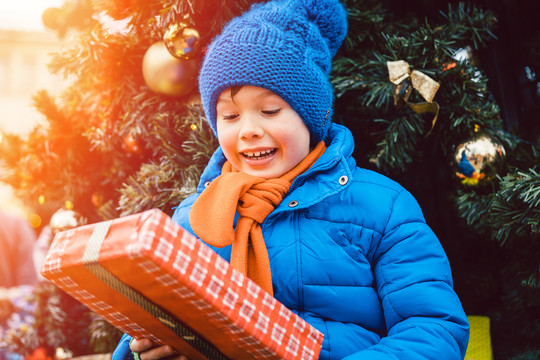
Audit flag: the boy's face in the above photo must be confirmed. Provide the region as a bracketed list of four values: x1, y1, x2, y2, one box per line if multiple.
[216, 86, 311, 179]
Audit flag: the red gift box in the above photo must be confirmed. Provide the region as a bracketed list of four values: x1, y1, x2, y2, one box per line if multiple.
[41, 209, 323, 360]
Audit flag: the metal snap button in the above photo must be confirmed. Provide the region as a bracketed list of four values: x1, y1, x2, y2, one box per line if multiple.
[339, 175, 349, 185]
[288, 200, 299, 208]
[204, 181, 211, 188]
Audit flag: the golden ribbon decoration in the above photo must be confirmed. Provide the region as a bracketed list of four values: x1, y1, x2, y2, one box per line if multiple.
[387, 60, 440, 137]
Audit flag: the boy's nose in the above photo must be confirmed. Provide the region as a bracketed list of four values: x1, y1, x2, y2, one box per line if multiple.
[239, 115, 264, 140]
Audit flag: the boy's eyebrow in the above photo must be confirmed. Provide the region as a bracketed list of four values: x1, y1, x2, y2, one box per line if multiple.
[216, 97, 233, 104]
[257, 90, 279, 99]
[217, 89, 278, 104]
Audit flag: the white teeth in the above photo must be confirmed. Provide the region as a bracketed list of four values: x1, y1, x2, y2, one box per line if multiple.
[242, 149, 275, 158]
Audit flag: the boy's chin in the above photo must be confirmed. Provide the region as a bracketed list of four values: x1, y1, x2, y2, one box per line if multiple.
[239, 165, 286, 179]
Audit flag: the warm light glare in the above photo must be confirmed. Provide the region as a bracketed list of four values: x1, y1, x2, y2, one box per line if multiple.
[38, 195, 46, 205]
[190, 124, 198, 131]
[0, 1, 65, 32]
[0, 130, 3, 144]
[1, 1, 68, 137]
[65, 200, 74, 210]
[29, 213, 42, 228]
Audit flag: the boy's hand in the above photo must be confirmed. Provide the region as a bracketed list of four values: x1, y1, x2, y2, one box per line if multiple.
[130, 338, 189, 360]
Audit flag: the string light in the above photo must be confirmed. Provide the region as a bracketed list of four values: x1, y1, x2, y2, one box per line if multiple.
[65, 200, 74, 210]
[190, 124, 198, 131]
[29, 214, 42, 228]
[38, 195, 46, 205]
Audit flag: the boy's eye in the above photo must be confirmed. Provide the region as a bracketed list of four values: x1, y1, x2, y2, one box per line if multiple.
[222, 114, 238, 120]
[262, 109, 281, 116]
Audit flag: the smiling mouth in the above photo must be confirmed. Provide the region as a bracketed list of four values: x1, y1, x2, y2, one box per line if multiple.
[241, 148, 277, 160]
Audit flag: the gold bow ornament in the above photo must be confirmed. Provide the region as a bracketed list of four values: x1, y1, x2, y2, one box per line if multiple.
[387, 60, 441, 136]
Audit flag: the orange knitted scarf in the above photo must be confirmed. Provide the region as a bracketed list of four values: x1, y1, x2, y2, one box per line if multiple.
[189, 142, 326, 295]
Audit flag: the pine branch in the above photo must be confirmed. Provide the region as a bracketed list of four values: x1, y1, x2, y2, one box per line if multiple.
[118, 160, 201, 216]
[118, 104, 218, 216]
[490, 168, 540, 245]
[369, 113, 425, 173]
[456, 189, 495, 236]
[439, 2, 498, 49]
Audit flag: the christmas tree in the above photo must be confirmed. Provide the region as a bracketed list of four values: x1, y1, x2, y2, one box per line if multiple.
[0, 0, 538, 358]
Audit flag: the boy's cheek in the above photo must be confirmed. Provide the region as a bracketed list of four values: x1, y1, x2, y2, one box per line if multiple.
[217, 126, 238, 146]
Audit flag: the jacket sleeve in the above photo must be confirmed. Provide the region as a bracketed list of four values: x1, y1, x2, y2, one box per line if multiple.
[111, 333, 134, 360]
[344, 189, 469, 360]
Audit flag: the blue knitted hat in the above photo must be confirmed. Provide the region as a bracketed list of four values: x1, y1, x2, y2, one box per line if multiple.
[198, 0, 348, 143]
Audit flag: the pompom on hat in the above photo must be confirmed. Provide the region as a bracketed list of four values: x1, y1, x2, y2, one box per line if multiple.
[198, 0, 348, 143]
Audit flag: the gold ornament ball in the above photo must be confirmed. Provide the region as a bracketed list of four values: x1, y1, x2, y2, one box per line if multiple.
[163, 23, 201, 60]
[142, 41, 199, 97]
[453, 132, 506, 187]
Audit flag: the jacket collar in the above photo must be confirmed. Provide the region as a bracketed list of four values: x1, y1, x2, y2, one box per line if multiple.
[196, 145, 227, 193]
[282, 123, 356, 210]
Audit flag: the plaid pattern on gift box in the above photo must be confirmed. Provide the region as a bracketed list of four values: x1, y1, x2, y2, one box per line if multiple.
[41, 209, 323, 360]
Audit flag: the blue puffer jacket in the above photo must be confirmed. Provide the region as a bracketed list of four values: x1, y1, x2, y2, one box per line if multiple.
[112, 123, 469, 359]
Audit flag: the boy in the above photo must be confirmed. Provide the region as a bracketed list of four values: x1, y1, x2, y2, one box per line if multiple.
[116, 0, 470, 358]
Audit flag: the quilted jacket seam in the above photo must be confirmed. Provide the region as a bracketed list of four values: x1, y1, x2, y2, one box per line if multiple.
[381, 188, 405, 238]
[375, 219, 431, 260]
[382, 279, 453, 322]
[376, 188, 405, 319]
[301, 215, 383, 236]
